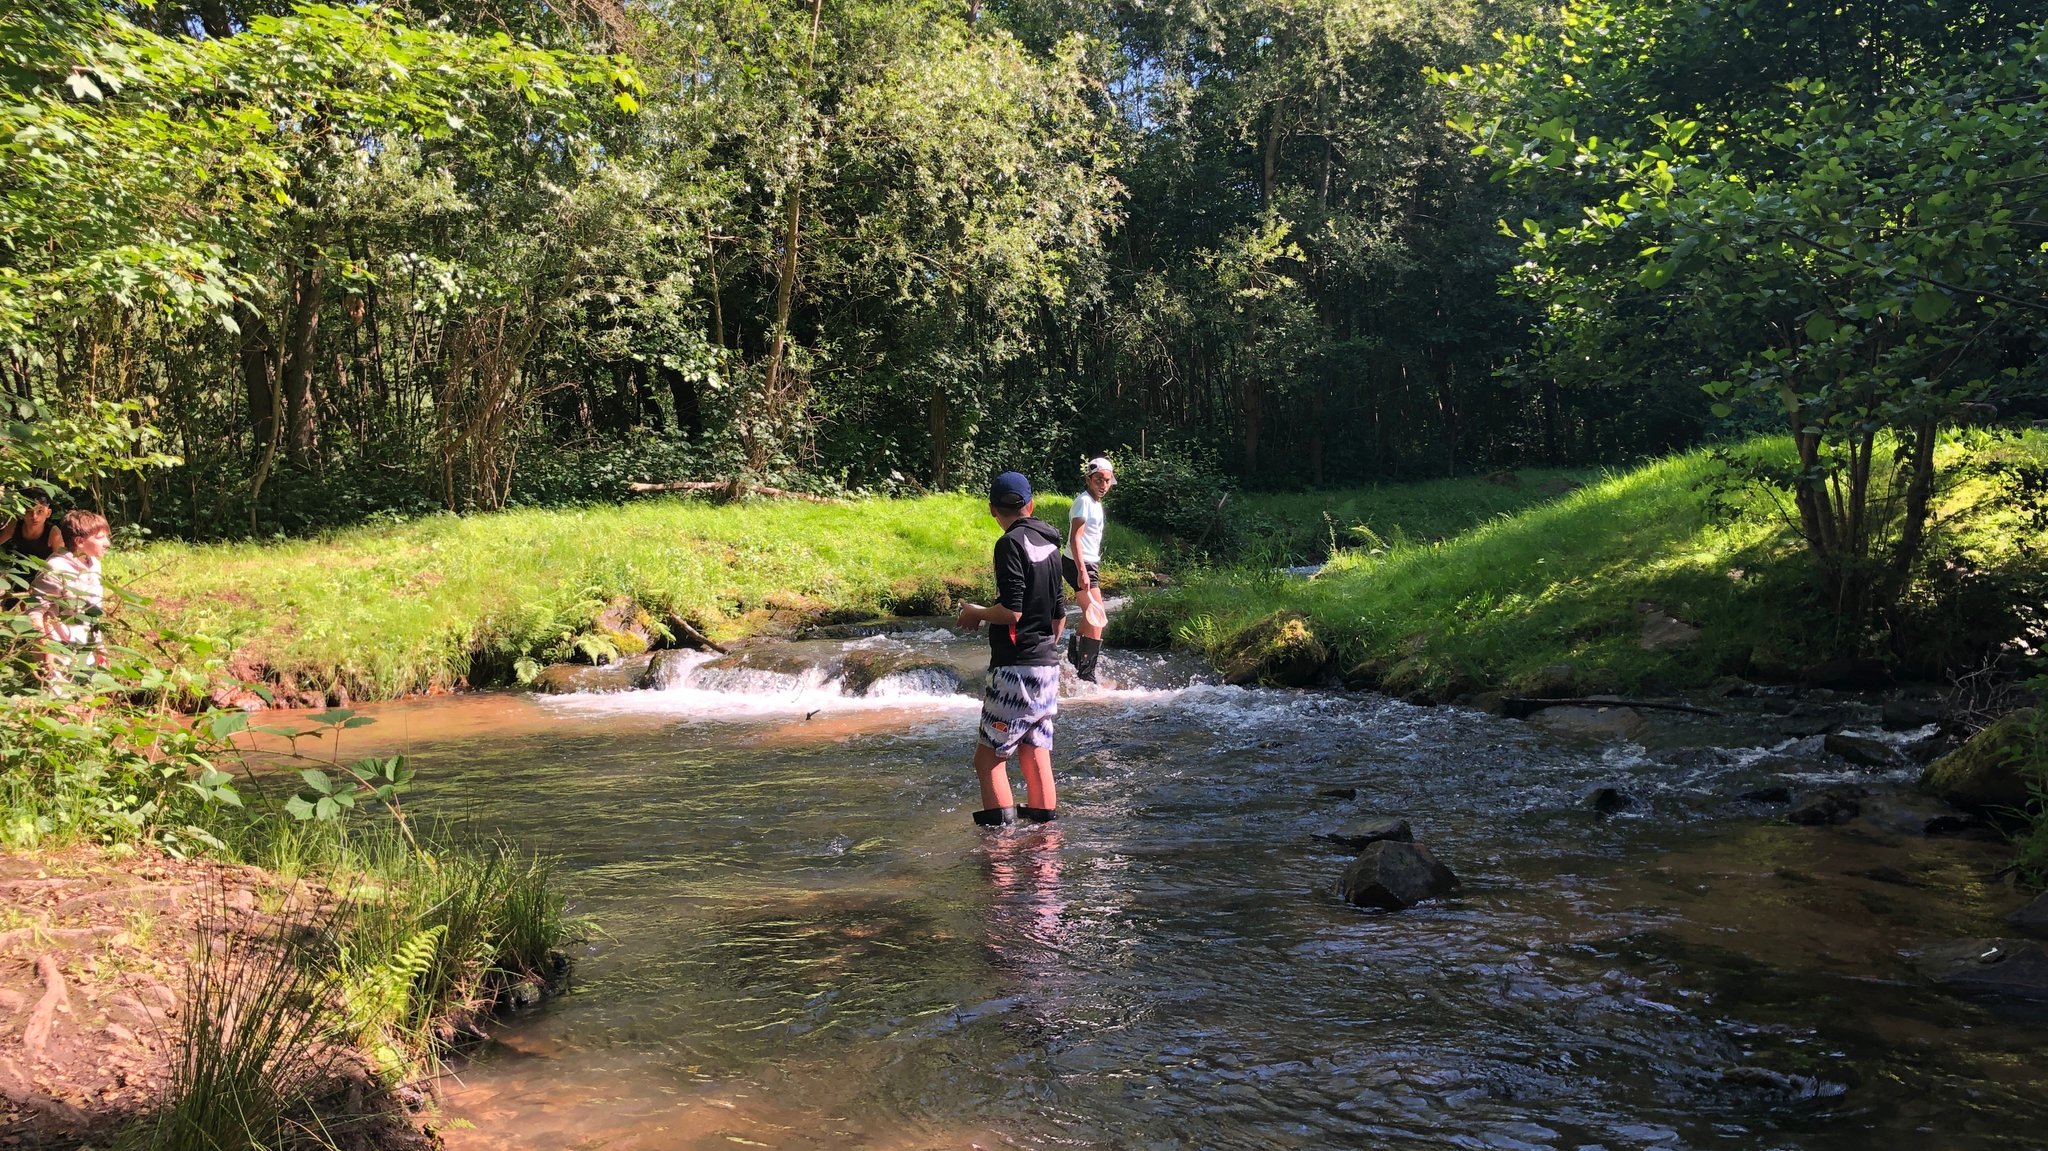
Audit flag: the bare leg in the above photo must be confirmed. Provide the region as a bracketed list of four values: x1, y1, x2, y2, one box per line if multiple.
[1019, 743, 1056, 811]
[1079, 587, 1105, 641]
[975, 742, 1015, 810]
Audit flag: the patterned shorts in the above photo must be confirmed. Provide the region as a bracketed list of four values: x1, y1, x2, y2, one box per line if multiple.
[978, 665, 1060, 758]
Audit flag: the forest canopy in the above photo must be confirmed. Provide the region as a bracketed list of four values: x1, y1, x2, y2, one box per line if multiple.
[2, 0, 2042, 550]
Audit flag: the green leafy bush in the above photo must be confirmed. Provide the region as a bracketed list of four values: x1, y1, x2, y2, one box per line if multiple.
[1109, 446, 1239, 556]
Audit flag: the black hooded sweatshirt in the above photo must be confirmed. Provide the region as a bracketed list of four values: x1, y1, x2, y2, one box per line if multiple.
[989, 516, 1066, 667]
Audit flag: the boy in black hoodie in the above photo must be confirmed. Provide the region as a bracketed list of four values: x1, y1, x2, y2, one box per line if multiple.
[954, 471, 1066, 826]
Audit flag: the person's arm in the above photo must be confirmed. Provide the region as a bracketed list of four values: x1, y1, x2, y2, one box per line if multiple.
[957, 537, 1026, 628]
[1066, 515, 1091, 592]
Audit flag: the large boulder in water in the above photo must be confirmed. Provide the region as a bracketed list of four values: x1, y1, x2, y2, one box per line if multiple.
[530, 653, 655, 695]
[1336, 841, 1459, 911]
[1824, 732, 1909, 771]
[1921, 709, 2041, 814]
[839, 649, 968, 698]
[1215, 612, 1328, 687]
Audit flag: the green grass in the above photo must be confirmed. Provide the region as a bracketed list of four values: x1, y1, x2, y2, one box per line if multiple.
[1230, 468, 1599, 564]
[114, 493, 1154, 700]
[1114, 435, 2048, 696]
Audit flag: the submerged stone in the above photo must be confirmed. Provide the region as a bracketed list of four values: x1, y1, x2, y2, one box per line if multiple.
[1336, 841, 1458, 911]
[2006, 893, 2048, 938]
[1583, 786, 1635, 814]
[1910, 938, 2048, 1003]
[1786, 790, 1861, 826]
[1319, 818, 1412, 852]
[1858, 796, 1985, 837]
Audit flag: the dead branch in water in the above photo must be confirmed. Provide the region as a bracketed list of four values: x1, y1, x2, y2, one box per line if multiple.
[666, 613, 729, 654]
[628, 479, 843, 504]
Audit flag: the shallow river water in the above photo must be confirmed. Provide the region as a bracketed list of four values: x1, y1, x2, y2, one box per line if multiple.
[342, 628, 2047, 1150]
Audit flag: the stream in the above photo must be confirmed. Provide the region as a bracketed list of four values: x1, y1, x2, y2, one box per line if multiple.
[336, 623, 2048, 1150]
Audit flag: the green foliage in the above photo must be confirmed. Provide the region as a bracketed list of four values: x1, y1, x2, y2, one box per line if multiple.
[1447, 3, 2048, 639]
[1110, 446, 1240, 556]
[0, 638, 244, 855]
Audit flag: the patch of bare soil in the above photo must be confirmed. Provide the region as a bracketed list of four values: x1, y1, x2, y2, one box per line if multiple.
[0, 846, 430, 1150]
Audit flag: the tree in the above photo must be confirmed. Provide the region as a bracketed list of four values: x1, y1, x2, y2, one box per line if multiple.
[1450, 2, 2048, 639]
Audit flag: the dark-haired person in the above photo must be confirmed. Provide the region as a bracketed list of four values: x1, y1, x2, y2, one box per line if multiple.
[1063, 456, 1114, 682]
[955, 471, 1066, 826]
[29, 510, 111, 686]
[1, 495, 62, 603]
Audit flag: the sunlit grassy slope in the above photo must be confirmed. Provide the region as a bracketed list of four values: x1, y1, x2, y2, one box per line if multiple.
[116, 493, 1151, 699]
[1113, 435, 2048, 695]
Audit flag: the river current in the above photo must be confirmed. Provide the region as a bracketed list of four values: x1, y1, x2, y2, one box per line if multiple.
[342, 625, 2047, 1150]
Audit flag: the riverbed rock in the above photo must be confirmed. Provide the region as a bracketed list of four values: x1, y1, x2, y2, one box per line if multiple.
[839, 649, 968, 697]
[1336, 841, 1459, 911]
[1319, 818, 1413, 852]
[2006, 893, 2048, 937]
[1920, 709, 2040, 814]
[1739, 785, 1793, 804]
[1530, 705, 1647, 741]
[1857, 796, 1986, 837]
[1583, 786, 1635, 814]
[1910, 938, 2048, 1003]
[1317, 787, 1359, 801]
[1824, 732, 1909, 771]
[1216, 612, 1329, 687]
[1786, 789, 1861, 826]
[530, 654, 655, 695]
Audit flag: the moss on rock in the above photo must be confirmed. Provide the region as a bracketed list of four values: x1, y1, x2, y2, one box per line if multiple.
[1922, 709, 2043, 813]
[1215, 611, 1329, 687]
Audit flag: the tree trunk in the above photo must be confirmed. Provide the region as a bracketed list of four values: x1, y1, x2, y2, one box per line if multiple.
[239, 302, 278, 456]
[281, 223, 329, 469]
[661, 365, 703, 443]
[927, 383, 951, 488]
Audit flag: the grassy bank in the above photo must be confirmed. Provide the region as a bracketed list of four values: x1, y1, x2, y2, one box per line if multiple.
[1229, 468, 1595, 564]
[1113, 435, 2048, 697]
[0, 683, 571, 1147]
[116, 493, 1154, 701]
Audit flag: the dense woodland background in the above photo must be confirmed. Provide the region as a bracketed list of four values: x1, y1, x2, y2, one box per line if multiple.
[5, 0, 2045, 546]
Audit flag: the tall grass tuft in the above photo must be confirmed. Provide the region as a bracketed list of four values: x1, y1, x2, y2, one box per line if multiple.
[241, 816, 573, 1079]
[133, 894, 341, 1151]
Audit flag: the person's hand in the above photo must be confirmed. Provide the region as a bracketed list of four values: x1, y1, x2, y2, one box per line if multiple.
[955, 603, 982, 630]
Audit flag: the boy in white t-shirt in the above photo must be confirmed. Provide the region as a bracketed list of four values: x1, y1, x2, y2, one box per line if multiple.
[29, 509, 110, 687]
[1063, 456, 1114, 682]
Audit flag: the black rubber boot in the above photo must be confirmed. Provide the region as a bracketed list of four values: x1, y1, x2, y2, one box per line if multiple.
[1019, 806, 1058, 823]
[1074, 636, 1103, 682]
[972, 806, 1018, 827]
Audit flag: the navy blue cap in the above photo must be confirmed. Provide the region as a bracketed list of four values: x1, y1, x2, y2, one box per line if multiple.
[989, 471, 1033, 509]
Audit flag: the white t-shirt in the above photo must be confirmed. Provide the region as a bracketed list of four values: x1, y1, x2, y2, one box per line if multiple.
[1069, 491, 1105, 565]
[30, 551, 103, 646]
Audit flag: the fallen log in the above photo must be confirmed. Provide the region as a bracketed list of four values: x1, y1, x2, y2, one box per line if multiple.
[628, 479, 842, 504]
[666, 613, 729, 655]
[1498, 696, 1724, 720]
